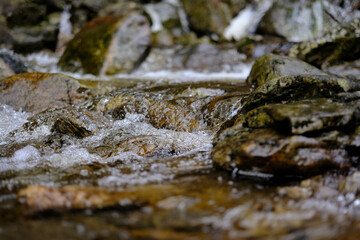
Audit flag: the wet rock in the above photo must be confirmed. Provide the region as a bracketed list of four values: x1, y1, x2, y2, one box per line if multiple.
[17, 185, 139, 213]
[148, 102, 199, 132]
[212, 128, 351, 177]
[0, 73, 103, 113]
[247, 53, 327, 88]
[0, 58, 14, 79]
[289, 19, 360, 68]
[257, 0, 334, 42]
[180, 0, 232, 36]
[245, 99, 358, 134]
[241, 74, 360, 113]
[51, 117, 92, 138]
[58, 13, 151, 75]
[98, 91, 202, 132]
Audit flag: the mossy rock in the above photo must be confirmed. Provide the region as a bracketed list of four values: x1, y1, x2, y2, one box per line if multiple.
[241, 74, 360, 113]
[0, 72, 115, 113]
[247, 53, 327, 87]
[58, 13, 151, 75]
[212, 128, 351, 177]
[245, 99, 358, 134]
[180, 0, 232, 36]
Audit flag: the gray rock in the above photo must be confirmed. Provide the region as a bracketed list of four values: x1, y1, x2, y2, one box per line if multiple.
[58, 13, 151, 75]
[247, 53, 327, 88]
[245, 99, 358, 134]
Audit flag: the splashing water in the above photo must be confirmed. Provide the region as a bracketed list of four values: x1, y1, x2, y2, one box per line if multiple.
[0, 105, 31, 144]
[223, 0, 273, 41]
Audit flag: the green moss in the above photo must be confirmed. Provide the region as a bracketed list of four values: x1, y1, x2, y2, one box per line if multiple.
[58, 15, 124, 75]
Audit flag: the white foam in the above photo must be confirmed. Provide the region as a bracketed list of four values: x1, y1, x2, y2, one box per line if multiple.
[145, 4, 163, 32]
[223, 1, 273, 41]
[0, 146, 41, 173]
[0, 105, 31, 144]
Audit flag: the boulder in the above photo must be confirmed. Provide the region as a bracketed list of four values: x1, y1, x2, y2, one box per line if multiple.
[58, 13, 151, 75]
[241, 74, 360, 113]
[212, 128, 351, 177]
[244, 99, 358, 134]
[289, 19, 360, 68]
[0, 73, 111, 113]
[180, 0, 232, 36]
[247, 53, 327, 87]
[257, 0, 334, 42]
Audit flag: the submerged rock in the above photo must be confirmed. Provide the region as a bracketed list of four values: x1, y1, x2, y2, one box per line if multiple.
[58, 13, 151, 75]
[212, 128, 351, 177]
[17, 185, 139, 212]
[247, 53, 327, 88]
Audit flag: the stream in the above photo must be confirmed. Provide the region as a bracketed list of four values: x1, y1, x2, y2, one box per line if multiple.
[1, 0, 360, 239]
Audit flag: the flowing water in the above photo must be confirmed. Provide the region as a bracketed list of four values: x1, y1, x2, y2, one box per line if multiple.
[1, 3, 360, 240]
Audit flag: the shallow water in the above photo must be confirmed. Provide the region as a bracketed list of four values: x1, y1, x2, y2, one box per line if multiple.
[1, 46, 360, 239]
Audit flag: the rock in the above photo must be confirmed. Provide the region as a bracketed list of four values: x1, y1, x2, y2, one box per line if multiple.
[0, 58, 14, 79]
[136, 43, 246, 73]
[1, 0, 47, 27]
[0, 73, 106, 113]
[0, 22, 14, 49]
[96, 89, 202, 132]
[180, 0, 232, 36]
[17, 185, 138, 213]
[51, 117, 92, 138]
[58, 13, 151, 75]
[247, 53, 327, 88]
[339, 172, 360, 194]
[289, 19, 360, 68]
[245, 99, 358, 134]
[11, 24, 59, 53]
[257, 0, 334, 42]
[241, 74, 360, 113]
[0, 48, 31, 74]
[147, 102, 199, 132]
[212, 128, 351, 177]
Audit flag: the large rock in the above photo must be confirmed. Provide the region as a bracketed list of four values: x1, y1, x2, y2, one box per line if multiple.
[0, 72, 115, 113]
[289, 19, 360, 68]
[58, 13, 151, 75]
[212, 128, 351, 177]
[247, 53, 327, 87]
[244, 99, 359, 134]
[180, 0, 232, 36]
[257, 0, 334, 42]
[241, 74, 359, 113]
